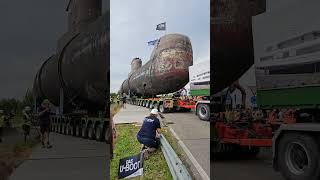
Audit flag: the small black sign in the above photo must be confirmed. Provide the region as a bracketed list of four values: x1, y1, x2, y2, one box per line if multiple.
[118, 153, 144, 179]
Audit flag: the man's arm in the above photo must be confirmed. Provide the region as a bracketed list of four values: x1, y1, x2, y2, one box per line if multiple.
[38, 108, 49, 116]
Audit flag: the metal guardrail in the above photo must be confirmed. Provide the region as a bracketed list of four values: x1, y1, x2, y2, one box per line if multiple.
[160, 134, 192, 180]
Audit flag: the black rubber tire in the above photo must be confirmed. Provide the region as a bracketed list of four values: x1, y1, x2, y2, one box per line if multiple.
[70, 124, 75, 136]
[87, 124, 95, 140]
[197, 104, 210, 121]
[277, 133, 320, 180]
[154, 104, 159, 111]
[58, 124, 62, 134]
[81, 125, 88, 139]
[66, 124, 71, 135]
[95, 125, 103, 141]
[105, 127, 110, 143]
[62, 123, 66, 135]
[159, 104, 167, 113]
[76, 124, 81, 137]
[241, 147, 260, 158]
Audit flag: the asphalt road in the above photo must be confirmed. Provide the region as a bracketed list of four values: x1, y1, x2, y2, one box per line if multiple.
[212, 148, 285, 180]
[164, 111, 210, 179]
[10, 133, 109, 180]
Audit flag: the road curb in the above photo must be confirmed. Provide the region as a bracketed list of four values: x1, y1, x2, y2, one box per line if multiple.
[168, 127, 210, 180]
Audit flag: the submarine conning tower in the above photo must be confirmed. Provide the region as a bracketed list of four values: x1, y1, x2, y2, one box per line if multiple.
[66, 0, 102, 32]
[128, 58, 142, 77]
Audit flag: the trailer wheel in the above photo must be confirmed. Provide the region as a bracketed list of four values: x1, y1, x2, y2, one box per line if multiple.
[70, 124, 75, 136]
[159, 104, 167, 113]
[75, 124, 81, 137]
[81, 125, 88, 139]
[65, 124, 70, 135]
[197, 104, 210, 121]
[277, 133, 320, 180]
[58, 124, 63, 134]
[105, 127, 110, 143]
[95, 125, 103, 141]
[62, 123, 67, 134]
[88, 124, 95, 140]
[241, 147, 260, 158]
[154, 104, 159, 111]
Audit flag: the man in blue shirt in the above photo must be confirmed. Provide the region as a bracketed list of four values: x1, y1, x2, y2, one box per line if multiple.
[137, 109, 164, 159]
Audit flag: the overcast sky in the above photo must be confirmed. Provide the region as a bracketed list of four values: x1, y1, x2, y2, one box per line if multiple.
[0, 0, 109, 100]
[110, 0, 210, 93]
[0, 0, 67, 99]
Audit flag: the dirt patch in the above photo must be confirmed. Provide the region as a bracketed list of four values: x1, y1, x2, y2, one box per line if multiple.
[0, 128, 38, 180]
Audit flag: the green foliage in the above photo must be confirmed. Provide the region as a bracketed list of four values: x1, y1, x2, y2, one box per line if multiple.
[0, 89, 34, 115]
[110, 93, 119, 99]
[110, 124, 172, 180]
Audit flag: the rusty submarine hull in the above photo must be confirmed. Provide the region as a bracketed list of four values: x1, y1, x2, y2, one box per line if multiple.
[120, 33, 193, 97]
[33, 0, 109, 113]
[211, 0, 266, 94]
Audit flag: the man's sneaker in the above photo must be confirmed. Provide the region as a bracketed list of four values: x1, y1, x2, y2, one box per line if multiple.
[141, 145, 147, 151]
[142, 149, 149, 160]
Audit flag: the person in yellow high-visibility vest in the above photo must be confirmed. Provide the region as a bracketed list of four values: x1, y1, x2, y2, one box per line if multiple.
[0, 110, 5, 143]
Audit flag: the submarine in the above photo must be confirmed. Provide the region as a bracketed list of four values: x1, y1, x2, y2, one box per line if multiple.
[211, 0, 266, 94]
[33, 0, 109, 114]
[120, 33, 193, 97]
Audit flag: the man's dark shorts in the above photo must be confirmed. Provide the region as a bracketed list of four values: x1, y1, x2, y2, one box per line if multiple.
[40, 125, 50, 134]
[137, 135, 160, 148]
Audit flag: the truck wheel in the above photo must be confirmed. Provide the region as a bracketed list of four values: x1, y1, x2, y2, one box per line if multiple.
[88, 124, 95, 140]
[95, 125, 103, 141]
[197, 104, 210, 121]
[159, 104, 167, 113]
[81, 125, 88, 139]
[277, 133, 320, 180]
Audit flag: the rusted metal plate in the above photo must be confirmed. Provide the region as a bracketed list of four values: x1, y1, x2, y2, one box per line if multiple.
[211, 0, 266, 94]
[33, 2, 109, 114]
[120, 34, 193, 97]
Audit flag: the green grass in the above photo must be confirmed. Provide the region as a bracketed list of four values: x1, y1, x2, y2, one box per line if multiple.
[13, 138, 39, 153]
[110, 124, 173, 180]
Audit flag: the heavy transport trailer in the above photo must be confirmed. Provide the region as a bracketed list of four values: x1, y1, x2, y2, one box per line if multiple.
[211, 0, 320, 179]
[128, 95, 211, 121]
[50, 115, 110, 142]
[129, 97, 196, 113]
